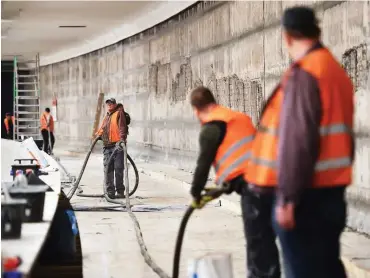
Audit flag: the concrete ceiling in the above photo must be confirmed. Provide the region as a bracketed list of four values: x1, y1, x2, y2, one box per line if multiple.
[1, 1, 160, 62]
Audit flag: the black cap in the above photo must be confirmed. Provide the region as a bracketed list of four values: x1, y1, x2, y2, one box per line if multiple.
[282, 6, 320, 38]
[105, 98, 117, 104]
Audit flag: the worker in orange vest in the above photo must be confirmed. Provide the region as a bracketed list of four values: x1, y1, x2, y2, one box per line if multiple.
[40, 107, 55, 154]
[245, 7, 354, 278]
[189, 87, 276, 277]
[4, 113, 14, 139]
[96, 98, 127, 199]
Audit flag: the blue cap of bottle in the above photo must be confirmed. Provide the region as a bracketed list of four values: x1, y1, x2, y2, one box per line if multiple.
[4, 271, 22, 278]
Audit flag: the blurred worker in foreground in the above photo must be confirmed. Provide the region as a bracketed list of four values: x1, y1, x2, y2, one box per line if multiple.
[246, 6, 354, 278]
[4, 113, 14, 139]
[40, 108, 55, 154]
[96, 98, 127, 199]
[189, 87, 276, 277]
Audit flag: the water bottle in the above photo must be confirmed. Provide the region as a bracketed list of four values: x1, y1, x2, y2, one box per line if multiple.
[65, 210, 78, 236]
[13, 170, 28, 188]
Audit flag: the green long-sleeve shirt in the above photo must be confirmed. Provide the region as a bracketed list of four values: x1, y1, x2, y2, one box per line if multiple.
[190, 121, 226, 198]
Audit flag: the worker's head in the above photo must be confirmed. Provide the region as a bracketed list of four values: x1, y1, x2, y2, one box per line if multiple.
[282, 6, 321, 61]
[5, 113, 11, 119]
[45, 108, 50, 113]
[105, 98, 117, 112]
[190, 86, 217, 121]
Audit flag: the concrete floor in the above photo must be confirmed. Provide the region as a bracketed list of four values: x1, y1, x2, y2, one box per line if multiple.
[59, 152, 246, 278]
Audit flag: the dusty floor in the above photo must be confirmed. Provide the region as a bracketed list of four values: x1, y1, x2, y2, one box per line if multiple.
[59, 152, 246, 278]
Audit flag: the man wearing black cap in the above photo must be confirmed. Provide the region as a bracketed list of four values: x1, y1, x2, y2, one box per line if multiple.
[96, 98, 128, 199]
[246, 6, 354, 278]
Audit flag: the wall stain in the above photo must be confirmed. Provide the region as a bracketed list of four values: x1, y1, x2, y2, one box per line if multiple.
[342, 43, 369, 91]
[149, 57, 264, 125]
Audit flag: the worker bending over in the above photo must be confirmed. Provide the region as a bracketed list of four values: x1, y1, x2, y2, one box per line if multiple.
[4, 113, 14, 139]
[96, 98, 127, 199]
[40, 108, 55, 154]
[246, 6, 354, 278]
[189, 87, 277, 277]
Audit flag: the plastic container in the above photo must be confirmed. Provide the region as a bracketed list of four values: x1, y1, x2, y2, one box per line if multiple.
[1, 184, 27, 240]
[8, 181, 49, 223]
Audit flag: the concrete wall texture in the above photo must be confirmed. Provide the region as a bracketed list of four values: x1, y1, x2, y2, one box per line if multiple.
[39, 1, 370, 234]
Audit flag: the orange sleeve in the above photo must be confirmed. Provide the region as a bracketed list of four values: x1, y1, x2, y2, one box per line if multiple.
[4, 119, 9, 132]
[49, 116, 55, 132]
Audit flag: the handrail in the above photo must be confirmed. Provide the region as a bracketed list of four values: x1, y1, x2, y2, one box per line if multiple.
[13, 56, 18, 140]
[36, 53, 40, 97]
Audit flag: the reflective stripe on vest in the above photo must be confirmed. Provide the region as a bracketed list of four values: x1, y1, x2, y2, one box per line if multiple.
[259, 123, 352, 137]
[253, 123, 353, 173]
[216, 150, 252, 185]
[214, 135, 255, 172]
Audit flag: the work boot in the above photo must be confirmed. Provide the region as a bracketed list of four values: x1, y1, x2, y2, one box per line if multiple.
[106, 191, 115, 199]
[116, 187, 126, 198]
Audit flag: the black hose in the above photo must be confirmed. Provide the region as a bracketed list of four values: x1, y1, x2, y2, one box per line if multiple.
[66, 137, 100, 200]
[172, 206, 195, 278]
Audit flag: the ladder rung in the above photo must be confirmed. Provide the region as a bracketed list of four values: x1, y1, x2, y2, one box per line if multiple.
[16, 111, 39, 115]
[17, 125, 39, 129]
[17, 75, 37, 78]
[17, 82, 36, 85]
[17, 104, 40, 107]
[17, 89, 37, 92]
[16, 133, 40, 137]
[18, 68, 36, 70]
[16, 96, 39, 100]
[17, 119, 39, 122]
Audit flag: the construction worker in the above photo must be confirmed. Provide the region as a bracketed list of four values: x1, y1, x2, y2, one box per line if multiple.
[4, 113, 14, 139]
[189, 87, 268, 276]
[40, 107, 55, 154]
[246, 6, 354, 278]
[96, 98, 127, 199]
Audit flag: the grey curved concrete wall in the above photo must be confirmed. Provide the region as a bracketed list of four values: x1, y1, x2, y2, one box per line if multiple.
[39, 1, 370, 234]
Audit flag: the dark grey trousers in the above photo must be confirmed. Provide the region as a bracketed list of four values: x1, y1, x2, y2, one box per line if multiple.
[103, 146, 124, 195]
[241, 185, 281, 278]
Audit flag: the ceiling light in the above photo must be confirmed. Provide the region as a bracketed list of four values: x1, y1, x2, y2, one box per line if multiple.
[58, 25, 86, 28]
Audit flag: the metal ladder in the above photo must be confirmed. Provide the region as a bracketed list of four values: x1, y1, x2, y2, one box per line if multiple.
[13, 54, 41, 141]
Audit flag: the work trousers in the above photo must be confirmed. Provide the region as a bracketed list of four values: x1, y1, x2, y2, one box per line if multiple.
[241, 184, 281, 278]
[272, 187, 347, 278]
[41, 129, 55, 154]
[6, 131, 13, 140]
[103, 146, 124, 195]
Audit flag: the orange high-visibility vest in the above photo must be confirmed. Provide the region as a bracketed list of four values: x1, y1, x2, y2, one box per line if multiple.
[245, 47, 354, 187]
[97, 110, 121, 144]
[202, 105, 256, 185]
[40, 112, 54, 132]
[4, 116, 14, 133]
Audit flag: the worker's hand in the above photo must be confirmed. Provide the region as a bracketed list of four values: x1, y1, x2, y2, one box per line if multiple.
[275, 202, 295, 230]
[191, 197, 202, 209]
